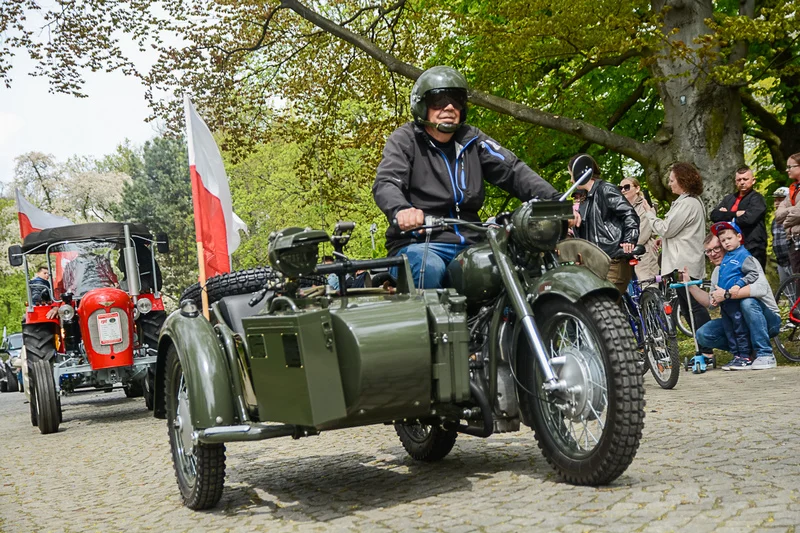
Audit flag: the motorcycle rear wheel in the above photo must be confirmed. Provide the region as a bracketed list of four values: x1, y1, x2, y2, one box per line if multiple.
[394, 422, 457, 462]
[522, 294, 645, 485]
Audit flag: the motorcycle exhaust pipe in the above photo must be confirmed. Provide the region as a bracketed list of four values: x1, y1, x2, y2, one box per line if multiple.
[452, 381, 494, 438]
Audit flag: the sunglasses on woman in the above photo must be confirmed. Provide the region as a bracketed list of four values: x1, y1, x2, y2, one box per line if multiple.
[618, 184, 632, 192]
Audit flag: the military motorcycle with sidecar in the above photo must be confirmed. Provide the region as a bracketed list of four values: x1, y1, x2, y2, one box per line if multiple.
[7, 223, 169, 434]
[155, 195, 645, 510]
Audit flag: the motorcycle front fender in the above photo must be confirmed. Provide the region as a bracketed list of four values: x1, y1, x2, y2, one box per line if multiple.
[155, 310, 235, 428]
[528, 264, 618, 308]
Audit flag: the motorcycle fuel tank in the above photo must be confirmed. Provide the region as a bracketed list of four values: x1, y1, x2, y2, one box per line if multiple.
[446, 241, 503, 308]
[77, 287, 134, 370]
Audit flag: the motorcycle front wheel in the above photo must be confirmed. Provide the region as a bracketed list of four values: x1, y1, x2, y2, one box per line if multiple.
[520, 294, 645, 485]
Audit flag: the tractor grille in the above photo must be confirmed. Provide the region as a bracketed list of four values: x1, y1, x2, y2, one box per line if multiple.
[87, 307, 130, 354]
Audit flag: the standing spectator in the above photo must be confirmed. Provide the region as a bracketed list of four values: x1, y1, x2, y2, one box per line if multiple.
[619, 177, 659, 280]
[710, 166, 767, 268]
[771, 187, 793, 293]
[775, 153, 800, 292]
[569, 154, 639, 293]
[642, 162, 712, 359]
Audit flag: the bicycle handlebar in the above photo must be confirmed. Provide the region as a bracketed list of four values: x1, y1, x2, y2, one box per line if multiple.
[669, 280, 703, 289]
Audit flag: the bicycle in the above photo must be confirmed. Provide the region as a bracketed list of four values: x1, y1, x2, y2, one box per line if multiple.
[772, 272, 800, 362]
[620, 258, 681, 389]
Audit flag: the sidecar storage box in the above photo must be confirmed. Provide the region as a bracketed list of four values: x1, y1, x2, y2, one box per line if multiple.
[424, 289, 471, 403]
[242, 294, 437, 428]
[243, 305, 347, 427]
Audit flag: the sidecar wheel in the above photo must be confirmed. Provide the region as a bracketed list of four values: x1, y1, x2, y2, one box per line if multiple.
[394, 422, 457, 462]
[521, 294, 645, 485]
[166, 346, 226, 510]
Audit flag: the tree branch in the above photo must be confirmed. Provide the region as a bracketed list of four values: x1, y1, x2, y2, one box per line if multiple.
[740, 89, 785, 140]
[561, 49, 647, 89]
[282, 0, 655, 164]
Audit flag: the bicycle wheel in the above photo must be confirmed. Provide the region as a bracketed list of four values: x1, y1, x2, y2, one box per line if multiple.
[620, 293, 648, 375]
[669, 296, 693, 337]
[773, 273, 800, 362]
[641, 289, 680, 388]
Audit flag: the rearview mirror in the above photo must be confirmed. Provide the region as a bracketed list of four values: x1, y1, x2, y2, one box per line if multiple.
[7, 245, 22, 267]
[155, 233, 170, 254]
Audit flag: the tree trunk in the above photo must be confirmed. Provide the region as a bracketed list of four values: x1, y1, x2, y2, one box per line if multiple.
[648, 0, 744, 209]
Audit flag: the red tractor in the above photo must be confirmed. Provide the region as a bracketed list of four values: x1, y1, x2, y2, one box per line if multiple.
[8, 222, 169, 434]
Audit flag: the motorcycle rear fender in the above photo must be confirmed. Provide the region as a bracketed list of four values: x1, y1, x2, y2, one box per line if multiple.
[154, 310, 236, 428]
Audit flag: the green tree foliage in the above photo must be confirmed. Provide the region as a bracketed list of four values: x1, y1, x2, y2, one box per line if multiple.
[110, 136, 197, 301]
[0, 198, 26, 334]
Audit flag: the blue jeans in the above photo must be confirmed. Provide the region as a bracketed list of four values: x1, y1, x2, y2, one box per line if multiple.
[391, 242, 469, 289]
[696, 298, 782, 358]
[719, 299, 751, 357]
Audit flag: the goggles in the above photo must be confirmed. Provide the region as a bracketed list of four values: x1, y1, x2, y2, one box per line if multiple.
[425, 89, 467, 111]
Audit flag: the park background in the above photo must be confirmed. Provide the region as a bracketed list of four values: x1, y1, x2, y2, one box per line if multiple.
[1, 0, 798, 340]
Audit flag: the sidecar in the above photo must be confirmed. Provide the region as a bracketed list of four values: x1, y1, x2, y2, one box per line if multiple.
[157, 202, 645, 510]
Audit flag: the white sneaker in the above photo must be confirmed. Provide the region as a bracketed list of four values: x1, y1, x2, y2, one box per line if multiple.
[751, 356, 777, 370]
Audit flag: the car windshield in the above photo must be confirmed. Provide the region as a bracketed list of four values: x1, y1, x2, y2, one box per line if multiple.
[6, 334, 22, 350]
[47, 241, 123, 299]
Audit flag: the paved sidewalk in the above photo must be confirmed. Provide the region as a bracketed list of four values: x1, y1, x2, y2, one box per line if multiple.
[0, 367, 798, 532]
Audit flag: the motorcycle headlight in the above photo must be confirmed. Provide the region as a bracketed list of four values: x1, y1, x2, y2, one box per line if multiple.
[136, 298, 152, 315]
[510, 201, 572, 252]
[58, 304, 75, 322]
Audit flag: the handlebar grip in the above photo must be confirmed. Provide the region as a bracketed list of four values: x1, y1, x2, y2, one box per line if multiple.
[669, 280, 703, 289]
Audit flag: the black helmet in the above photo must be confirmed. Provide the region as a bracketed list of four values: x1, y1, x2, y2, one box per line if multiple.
[410, 66, 468, 133]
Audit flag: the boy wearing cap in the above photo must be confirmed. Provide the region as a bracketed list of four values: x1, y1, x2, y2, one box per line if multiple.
[712, 221, 759, 368]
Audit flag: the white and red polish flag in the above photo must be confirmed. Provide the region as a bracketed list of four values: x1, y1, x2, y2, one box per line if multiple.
[184, 96, 247, 279]
[15, 189, 73, 239]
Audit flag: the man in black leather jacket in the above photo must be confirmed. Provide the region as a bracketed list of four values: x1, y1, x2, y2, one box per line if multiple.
[569, 154, 640, 293]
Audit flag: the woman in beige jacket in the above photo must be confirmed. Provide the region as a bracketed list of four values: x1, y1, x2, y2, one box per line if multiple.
[643, 162, 712, 356]
[619, 177, 659, 280]
[774, 152, 800, 277]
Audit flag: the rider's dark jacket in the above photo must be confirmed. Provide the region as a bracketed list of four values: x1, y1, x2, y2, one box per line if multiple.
[574, 179, 640, 259]
[373, 122, 559, 255]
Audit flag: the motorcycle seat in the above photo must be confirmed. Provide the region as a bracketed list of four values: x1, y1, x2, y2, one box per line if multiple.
[216, 292, 268, 339]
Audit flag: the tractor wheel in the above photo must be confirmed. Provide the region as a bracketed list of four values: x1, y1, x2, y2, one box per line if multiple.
[137, 311, 165, 412]
[124, 380, 144, 398]
[22, 323, 57, 362]
[30, 358, 60, 434]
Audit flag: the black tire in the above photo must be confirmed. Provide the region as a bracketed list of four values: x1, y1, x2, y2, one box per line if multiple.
[521, 294, 645, 485]
[166, 345, 226, 510]
[7, 370, 19, 393]
[773, 273, 800, 362]
[0, 379, 6, 393]
[394, 422, 458, 462]
[180, 267, 281, 307]
[138, 311, 165, 411]
[670, 296, 693, 337]
[29, 370, 38, 427]
[22, 323, 57, 362]
[124, 380, 144, 398]
[30, 358, 60, 434]
[143, 367, 155, 411]
[640, 289, 680, 389]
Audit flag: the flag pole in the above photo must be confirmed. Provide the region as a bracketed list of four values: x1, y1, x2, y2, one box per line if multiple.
[197, 242, 210, 319]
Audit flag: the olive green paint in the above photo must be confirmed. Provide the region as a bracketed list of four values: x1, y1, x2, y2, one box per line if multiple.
[158, 310, 236, 429]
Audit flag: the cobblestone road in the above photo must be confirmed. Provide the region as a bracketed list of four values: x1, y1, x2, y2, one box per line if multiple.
[1, 367, 799, 533]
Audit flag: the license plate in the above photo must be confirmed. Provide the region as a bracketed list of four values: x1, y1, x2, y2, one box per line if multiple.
[97, 312, 123, 346]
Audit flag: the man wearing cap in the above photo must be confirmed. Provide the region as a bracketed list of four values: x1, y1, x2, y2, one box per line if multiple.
[771, 187, 794, 290]
[710, 166, 768, 268]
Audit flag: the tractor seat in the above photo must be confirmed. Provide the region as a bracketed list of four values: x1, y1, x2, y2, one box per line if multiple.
[216, 292, 269, 338]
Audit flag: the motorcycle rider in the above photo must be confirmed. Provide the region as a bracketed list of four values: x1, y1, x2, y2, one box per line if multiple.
[373, 65, 559, 288]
